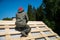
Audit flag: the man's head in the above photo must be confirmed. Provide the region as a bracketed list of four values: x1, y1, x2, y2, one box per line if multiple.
[18, 7, 24, 13]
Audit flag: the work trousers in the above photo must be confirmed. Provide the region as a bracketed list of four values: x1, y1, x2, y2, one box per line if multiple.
[15, 25, 31, 35]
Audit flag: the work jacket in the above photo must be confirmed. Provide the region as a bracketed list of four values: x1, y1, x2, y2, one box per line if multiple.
[15, 11, 29, 27]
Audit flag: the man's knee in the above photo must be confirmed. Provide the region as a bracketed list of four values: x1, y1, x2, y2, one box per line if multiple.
[24, 26, 31, 33]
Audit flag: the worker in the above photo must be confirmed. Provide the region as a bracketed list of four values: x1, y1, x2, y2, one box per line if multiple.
[15, 7, 31, 37]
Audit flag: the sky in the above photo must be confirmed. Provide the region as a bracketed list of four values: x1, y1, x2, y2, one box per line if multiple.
[0, 0, 43, 20]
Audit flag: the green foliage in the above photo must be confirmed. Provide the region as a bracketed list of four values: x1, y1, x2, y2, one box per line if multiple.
[27, 4, 36, 21]
[43, 19, 55, 30]
[32, 7, 36, 21]
[27, 0, 60, 35]
[2, 17, 12, 20]
[43, 0, 60, 35]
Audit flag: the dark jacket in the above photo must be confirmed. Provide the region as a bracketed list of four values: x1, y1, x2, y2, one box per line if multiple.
[15, 12, 29, 27]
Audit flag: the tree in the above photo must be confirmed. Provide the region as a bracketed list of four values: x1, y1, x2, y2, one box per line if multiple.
[43, 0, 60, 35]
[55, 0, 60, 35]
[27, 4, 36, 21]
[36, 4, 46, 21]
[32, 7, 36, 21]
[2, 17, 12, 20]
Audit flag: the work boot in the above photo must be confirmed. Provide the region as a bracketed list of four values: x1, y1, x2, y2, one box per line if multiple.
[21, 31, 27, 37]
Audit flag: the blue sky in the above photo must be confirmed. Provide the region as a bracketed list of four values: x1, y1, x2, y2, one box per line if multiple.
[0, 0, 43, 20]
